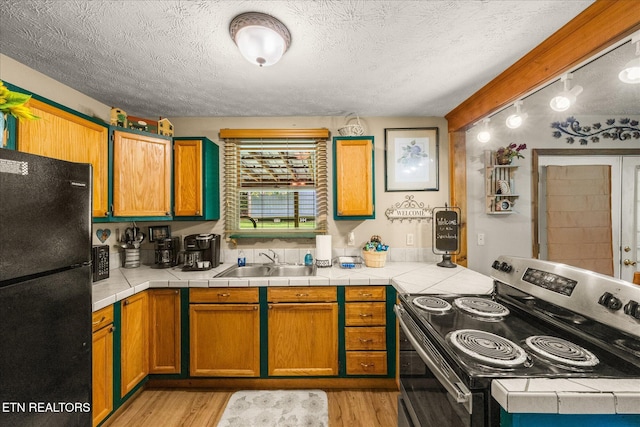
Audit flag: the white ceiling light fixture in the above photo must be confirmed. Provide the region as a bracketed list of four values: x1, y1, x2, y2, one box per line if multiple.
[477, 118, 491, 143]
[618, 32, 640, 84]
[505, 100, 528, 129]
[229, 12, 291, 67]
[549, 73, 583, 112]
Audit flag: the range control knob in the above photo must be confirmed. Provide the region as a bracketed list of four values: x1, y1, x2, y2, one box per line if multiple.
[491, 260, 501, 270]
[598, 292, 622, 311]
[624, 300, 640, 320]
[499, 262, 512, 273]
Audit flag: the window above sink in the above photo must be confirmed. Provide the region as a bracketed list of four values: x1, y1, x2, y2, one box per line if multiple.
[220, 128, 329, 240]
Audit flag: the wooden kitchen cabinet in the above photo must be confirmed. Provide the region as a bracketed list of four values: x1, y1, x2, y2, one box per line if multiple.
[345, 286, 388, 376]
[112, 129, 172, 218]
[267, 287, 338, 376]
[18, 98, 110, 218]
[173, 137, 220, 220]
[189, 288, 260, 377]
[333, 136, 375, 219]
[92, 305, 114, 427]
[120, 291, 149, 397]
[148, 289, 181, 374]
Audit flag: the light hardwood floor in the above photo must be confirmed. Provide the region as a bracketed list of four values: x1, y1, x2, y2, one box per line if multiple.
[105, 388, 398, 427]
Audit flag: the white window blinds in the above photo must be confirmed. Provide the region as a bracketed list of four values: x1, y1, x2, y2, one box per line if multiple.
[223, 133, 328, 238]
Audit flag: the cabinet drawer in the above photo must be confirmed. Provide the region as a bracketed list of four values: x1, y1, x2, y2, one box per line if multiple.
[267, 286, 336, 303]
[346, 351, 387, 375]
[345, 286, 386, 302]
[190, 288, 259, 303]
[345, 302, 386, 326]
[345, 326, 386, 350]
[92, 305, 114, 333]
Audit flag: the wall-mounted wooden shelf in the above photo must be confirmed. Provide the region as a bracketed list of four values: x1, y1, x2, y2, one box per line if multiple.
[484, 151, 519, 215]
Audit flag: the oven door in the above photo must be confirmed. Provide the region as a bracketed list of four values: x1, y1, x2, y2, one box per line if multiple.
[397, 305, 491, 427]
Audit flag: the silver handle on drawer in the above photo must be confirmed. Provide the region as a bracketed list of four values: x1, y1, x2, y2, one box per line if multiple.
[395, 305, 472, 414]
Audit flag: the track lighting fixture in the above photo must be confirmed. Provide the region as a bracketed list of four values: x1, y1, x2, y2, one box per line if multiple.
[619, 32, 640, 84]
[549, 74, 582, 112]
[505, 101, 528, 129]
[477, 118, 491, 143]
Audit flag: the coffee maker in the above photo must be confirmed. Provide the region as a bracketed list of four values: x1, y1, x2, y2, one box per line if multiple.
[153, 237, 180, 268]
[182, 233, 221, 270]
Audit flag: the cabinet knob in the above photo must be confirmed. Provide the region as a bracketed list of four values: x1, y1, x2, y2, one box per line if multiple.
[360, 362, 374, 368]
[109, 326, 116, 333]
[218, 293, 230, 297]
[359, 338, 373, 343]
[195, 211, 200, 215]
[295, 293, 309, 297]
[359, 313, 372, 318]
[165, 212, 171, 216]
[359, 293, 372, 297]
[123, 300, 129, 306]
[92, 316, 106, 326]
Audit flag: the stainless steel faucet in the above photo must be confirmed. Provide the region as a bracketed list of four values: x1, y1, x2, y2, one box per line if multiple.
[259, 249, 279, 264]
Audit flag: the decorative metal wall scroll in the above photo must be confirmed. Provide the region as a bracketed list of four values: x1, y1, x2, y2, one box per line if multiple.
[552, 117, 640, 145]
[385, 195, 432, 223]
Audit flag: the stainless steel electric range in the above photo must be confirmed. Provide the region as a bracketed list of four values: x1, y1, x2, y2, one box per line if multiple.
[396, 256, 640, 427]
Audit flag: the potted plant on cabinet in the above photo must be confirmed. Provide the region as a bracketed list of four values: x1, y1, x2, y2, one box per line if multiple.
[0, 81, 38, 147]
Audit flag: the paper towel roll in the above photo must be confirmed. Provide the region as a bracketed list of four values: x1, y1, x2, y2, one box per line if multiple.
[316, 235, 332, 263]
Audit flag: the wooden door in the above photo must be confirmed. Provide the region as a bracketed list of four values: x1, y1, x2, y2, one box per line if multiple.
[120, 292, 148, 397]
[189, 304, 260, 377]
[174, 139, 203, 216]
[112, 130, 171, 217]
[148, 289, 181, 374]
[18, 99, 109, 217]
[268, 302, 338, 376]
[334, 138, 374, 217]
[92, 323, 113, 427]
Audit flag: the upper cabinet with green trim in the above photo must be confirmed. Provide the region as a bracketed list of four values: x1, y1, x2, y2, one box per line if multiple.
[111, 128, 172, 220]
[17, 98, 110, 218]
[333, 136, 375, 219]
[173, 137, 220, 220]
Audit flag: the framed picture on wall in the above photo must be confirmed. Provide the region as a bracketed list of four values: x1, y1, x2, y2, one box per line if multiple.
[384, 127, 439, 191]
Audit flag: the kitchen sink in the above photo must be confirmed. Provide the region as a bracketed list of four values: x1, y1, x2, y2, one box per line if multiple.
[215, 263, 316, 278]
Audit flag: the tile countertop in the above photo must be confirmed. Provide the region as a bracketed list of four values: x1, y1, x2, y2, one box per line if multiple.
[91, 261, 494, 312]
[92, 261, 640, 410]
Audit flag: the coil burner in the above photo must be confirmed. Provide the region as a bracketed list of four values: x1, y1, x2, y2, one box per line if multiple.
[454, 297, 510, 318]
[526, 335, 599, 367]
[412, 296, 452, 313]
[449, 329, 528, 367]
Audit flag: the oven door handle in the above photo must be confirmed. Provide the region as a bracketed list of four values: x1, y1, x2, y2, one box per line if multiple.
[396, 305, 473, 414]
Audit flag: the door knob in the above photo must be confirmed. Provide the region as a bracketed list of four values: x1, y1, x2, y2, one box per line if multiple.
[623, 259, 637, 266]
[624, 246, 631, 252]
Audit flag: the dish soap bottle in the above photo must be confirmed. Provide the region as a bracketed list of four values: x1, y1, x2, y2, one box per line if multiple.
[238, 250, 246, 267]
[304, 250, 313, 266]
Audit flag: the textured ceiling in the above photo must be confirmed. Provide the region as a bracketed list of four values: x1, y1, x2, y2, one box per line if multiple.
[0, 0, 599, 118]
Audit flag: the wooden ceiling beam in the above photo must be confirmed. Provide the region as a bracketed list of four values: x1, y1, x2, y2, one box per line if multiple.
[445, 0, 640, 132]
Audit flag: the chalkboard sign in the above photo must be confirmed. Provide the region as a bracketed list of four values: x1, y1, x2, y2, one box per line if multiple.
[433, 207, 460, 253]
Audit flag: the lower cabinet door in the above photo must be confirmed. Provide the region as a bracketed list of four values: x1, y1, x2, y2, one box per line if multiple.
[268, 302, 338, 376]
[189, 304, 260, 377]
[120, 292, 149, 397]
[92, 324, 113, 426]
[149, 289, 181, 374]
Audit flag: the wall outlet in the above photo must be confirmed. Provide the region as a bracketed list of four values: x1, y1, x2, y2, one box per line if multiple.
[477, 233, 485, 246]
[347, 231, 355, 246]
[406, 233, 414, 246]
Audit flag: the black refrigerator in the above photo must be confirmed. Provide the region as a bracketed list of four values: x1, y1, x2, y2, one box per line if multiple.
[0, 150, 93, 427]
